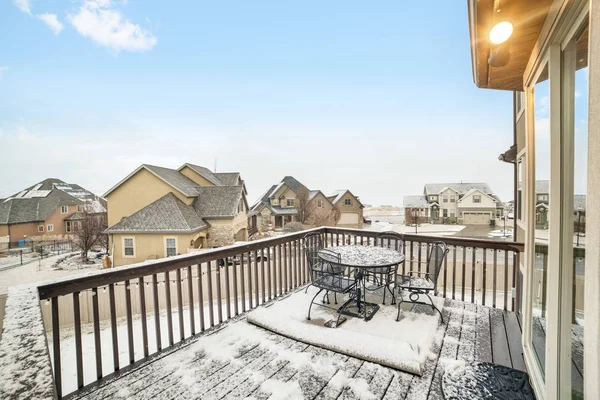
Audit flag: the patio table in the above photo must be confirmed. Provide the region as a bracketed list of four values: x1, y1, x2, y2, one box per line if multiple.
[318, 245, 405, 321]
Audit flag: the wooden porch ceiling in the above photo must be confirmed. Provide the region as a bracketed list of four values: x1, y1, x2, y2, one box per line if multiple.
[468, 0, 553, 91]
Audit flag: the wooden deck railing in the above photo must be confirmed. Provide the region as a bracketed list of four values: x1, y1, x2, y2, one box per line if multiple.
[34, 226, 523, 398]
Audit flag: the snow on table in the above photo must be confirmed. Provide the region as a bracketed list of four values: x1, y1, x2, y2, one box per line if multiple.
[322, 245, 405, 268]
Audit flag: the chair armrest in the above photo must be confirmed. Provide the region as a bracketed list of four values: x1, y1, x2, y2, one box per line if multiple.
[400, 270, 433, 278]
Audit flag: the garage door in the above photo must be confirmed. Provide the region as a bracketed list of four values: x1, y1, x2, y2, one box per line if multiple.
[463, 212, 490, 225]
[338, 213, 359, 225]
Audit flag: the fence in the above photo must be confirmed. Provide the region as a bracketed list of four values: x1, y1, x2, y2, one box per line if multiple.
[34, 227, 522, 397]
[0, 239, 73, 270]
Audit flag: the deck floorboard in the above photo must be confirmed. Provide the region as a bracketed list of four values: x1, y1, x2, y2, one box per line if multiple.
[71, 299, 524, 400]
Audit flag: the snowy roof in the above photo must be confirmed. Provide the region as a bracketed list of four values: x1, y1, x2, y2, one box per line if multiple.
[403, 195, 429, 207]
[457, 188, 498, 203]
[193, 186, 246, 219]
[574, 194, 586, 211]
[106, 193, 209, 233]
[327, 190, 364, 207]
[0, 179, 107, 225]
[535, 180, 549, 194]
[424, 183, 494, 196]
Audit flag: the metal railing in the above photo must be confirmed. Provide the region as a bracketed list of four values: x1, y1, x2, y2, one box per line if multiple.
[34, 227, 522, 397]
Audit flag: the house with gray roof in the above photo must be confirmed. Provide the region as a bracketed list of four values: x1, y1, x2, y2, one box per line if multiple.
[533, 180, 586, 229]
[0, 178, 107, 246]
[104, 163, 249, 267]
[403, 182, 505, 225]
[251, 177, 363, 230]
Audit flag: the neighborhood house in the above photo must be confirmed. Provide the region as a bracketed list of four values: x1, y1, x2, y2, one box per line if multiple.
[104, 163, 249, 266]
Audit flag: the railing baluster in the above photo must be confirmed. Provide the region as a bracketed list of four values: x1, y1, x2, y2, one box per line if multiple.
[471, 247, 476, 304]
[187, 266, 195, 334]
[197, 264, 205, 331]
[409, 240, 414, 272]
[452, 246, 457, 300]
[215, 262, 223, 324]
[175, 269, 184, 340]
[232, 258, 238, 316]
[461, 247, 466, 302]
[443, 253, 448, 298]
[261, 248, 266, 303]
[51, 296, 62, 397]
[269, 246, 274, 300]
[277, 244, 282, 297]
[512, 252, 518, 312]
[125, 281, 135, 363]
[164, 271, 174, 345]
[151, 275, 161, 351]
[246, 252, 253, 309]
[504, 250, 509, 311]
[207, 261, 215, 326]
[224, 259, 231, 320]
[492, 249, 497, 309]
[482, 249, 487, 306]
[138, 278, 149, 356]
[109, 283, 119, 371]
[283, 243, 288, 293]
[292, 240, 297, 288]
[240, 255, 246, 312]
[254, 250, 259, 307]
[92, 287, 103, 379]
[417, 242, 422, 275]
[73, 291, 84, 389]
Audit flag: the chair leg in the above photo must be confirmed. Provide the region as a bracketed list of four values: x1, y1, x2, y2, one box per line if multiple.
[425, 292, 444, 324]
[334, 292, 338, 305]
[382, 274, 387, 305]
[307, 289, 323, 321]
[396, 290, 405, 321]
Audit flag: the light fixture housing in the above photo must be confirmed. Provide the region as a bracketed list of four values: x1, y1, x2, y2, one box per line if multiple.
[489, 21, 514, 45]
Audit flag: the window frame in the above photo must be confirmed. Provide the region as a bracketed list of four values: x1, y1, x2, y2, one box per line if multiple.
[286, 198, 294, 207]
[165, 237, 177, 258]
[317, 199, 323, 208]
[47, 224, 54, 232]
[38, 225, 44, 232]
[65, 221, 72, 233]
[123, 237, 136, 258]
[473, 195, 482, 203]
[61, 205, 68, 214]
[344, 198, 352, 206]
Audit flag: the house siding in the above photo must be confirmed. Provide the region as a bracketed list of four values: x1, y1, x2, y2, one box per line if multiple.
[179, 166, 217, 187]
[106, 168, 193, 227]
[206, 211, 248, 247]
[334, 192, 363, 229]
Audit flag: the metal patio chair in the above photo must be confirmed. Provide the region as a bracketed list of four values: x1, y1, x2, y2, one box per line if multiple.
[306, 248, 356, 327]
[363, 231, 404, 305]
[395, 241, 449, 323]
[303, 232, 325, 293]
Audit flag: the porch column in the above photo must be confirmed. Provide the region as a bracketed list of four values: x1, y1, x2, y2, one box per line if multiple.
[586, 1, 600, 397]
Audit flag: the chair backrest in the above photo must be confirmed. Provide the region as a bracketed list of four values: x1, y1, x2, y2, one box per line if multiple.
[316, 248, 345, 276]
[303, 232, 324, 269]
[426, 241, 449, 284]
[376, 231, 404, 253]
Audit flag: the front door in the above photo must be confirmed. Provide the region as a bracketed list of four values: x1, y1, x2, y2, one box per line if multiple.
[275, 216, 283, 228]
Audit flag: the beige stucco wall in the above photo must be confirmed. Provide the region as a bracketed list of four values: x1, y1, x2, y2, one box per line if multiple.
[179, 166, 216, 187]
[306, 192, 335, 226]
[206, 211, 248, 247]
[334, 192, 363, 229]
[106, 168, 192, 227]
[110, 230, 208, 267]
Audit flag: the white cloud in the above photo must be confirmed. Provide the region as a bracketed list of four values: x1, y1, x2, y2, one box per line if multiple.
[37, 13, 64, 35]
[12, 0, 31, 15]
[16, 126, 34, 141]
[68, 0, 157, 53]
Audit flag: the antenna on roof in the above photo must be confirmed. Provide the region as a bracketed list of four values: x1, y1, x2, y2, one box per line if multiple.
[214, 158, 217, 172]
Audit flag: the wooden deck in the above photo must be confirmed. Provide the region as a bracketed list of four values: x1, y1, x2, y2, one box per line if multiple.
[68, 299, 525, 400]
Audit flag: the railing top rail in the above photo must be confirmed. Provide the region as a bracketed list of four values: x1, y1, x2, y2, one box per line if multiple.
[37, 227, 324, 299]
[37, 225, 523, 299]
[324, 227, 524, 252]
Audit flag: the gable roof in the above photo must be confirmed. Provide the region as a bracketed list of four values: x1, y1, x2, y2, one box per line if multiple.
[327, 190, 364, 208]
[144, 165, 202, 197]
[424, 183, 494, 196]
[403, 195, 429, 208]
[457, 188, 498, 203]
[213, 172, 239, 186]
[193, 186, 245, 219]
[179, 163, 224, 186]
[106, 193, 209, 234]
[1, 179, 105, 225]
[280, 176, 308, 194]
[535, 180, 549, 194]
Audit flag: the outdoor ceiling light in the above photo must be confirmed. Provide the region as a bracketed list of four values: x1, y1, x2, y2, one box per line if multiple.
[489, 21, 513, 44]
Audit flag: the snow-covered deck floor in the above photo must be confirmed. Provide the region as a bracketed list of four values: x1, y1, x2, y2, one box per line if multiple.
[67, 299, 524, 400]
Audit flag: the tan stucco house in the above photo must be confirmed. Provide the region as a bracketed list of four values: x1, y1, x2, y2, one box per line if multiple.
[404, 183, 505, 225]
[0, 178, 107, 247]
[250, 176, 363, 231]
[104, 163, 249, 266]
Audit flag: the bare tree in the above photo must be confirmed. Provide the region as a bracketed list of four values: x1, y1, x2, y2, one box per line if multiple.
[305, 200, 339, 227]
[295, 189, 311, 224]
[405, 208, 421, 226]
[72, 208, 108, 262]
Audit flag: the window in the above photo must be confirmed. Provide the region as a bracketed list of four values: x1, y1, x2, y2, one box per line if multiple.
[442, 196, 448, 203]
[517, 157, 524, 220]
[443, 209, 448, 217]
[165, 238, 177, 257]
[430, 196, 437, 201]
[61, 205, 68, 214]
[47, 224, 54, 232]
[473, 195, 481, 203]
[271, 198, 278, 205]
[538, 194, 548, 201]
[65, 221, 72, 233]
[123, 237, 135, 257]
[344, 199, 352, 206]
[286, 199, 294, 207]
[317, 199, 323, 208]
[450, 196, 456, 203]
[450, 210, 455, 217]
[77, 205, 85, 212]
[38, 225, 44, 232]
[516, 91, 525, 115]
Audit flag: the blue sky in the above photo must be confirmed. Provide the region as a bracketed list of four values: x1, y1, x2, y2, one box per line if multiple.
[0, 1, 518, 205]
